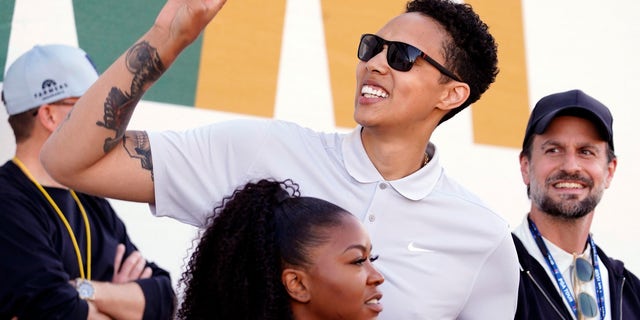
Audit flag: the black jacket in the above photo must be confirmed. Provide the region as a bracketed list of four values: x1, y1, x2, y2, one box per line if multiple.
[513, 233, 640, 320]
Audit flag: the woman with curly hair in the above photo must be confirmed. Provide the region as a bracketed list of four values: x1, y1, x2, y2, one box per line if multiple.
[177, 179, 384, 319]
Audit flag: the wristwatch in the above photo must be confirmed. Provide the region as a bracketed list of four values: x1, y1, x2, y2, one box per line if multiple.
[75, 278, 95, 300]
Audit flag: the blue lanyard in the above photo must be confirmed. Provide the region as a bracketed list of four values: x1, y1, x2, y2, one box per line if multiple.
[527, 217, 605, 319]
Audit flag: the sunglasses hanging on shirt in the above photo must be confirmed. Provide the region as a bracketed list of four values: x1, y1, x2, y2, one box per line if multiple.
[573, 254, 598, 319]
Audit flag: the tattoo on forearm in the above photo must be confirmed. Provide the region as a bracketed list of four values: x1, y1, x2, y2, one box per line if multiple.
[97, 89, 140, 152]
[96, 41, 165, 153]
[123, 131, 154, 181]
[127, 41, 164, 96]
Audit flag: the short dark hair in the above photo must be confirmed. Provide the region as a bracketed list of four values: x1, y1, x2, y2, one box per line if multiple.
[7, 107, 39, 143]
[406, 0, 499, 124]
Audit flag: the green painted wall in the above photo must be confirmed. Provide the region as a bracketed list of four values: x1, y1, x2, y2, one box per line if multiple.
[73, 0, 201, 106]
[1, 1, 200, 106]
[0, 0, 16, 81]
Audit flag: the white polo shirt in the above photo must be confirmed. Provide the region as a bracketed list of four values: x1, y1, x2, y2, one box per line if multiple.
[149, 119, 519, 319]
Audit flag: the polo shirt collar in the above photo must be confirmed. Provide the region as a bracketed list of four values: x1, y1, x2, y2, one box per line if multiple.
[342, 127, 441, 200]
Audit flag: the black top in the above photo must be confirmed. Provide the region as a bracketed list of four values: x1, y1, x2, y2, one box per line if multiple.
[0, 161, 175, 319]
[512, 233, 640, 320]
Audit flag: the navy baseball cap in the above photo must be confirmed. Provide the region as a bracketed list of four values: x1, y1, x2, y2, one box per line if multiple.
[522, 89, 614, 151]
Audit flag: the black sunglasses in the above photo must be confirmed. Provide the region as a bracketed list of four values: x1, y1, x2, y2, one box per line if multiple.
[357, 33, 461, 82]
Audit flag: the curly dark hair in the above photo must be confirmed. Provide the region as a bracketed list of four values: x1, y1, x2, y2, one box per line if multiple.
[406, 0, 499, 124]
[177, 179, 351, 320]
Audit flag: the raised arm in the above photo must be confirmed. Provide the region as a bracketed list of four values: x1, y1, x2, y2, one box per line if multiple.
[41, 0, 227, 203]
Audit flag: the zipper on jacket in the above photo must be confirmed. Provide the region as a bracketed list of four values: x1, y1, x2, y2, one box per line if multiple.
[525, 270, 569, 320]
[618, 276, 626, 320]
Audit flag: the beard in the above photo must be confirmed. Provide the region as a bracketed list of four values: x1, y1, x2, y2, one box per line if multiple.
[529, 171, 604, 220]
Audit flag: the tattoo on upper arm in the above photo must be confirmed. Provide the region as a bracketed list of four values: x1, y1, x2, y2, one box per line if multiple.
[96, 41, 165, 153]
[123, 131, 154, 181]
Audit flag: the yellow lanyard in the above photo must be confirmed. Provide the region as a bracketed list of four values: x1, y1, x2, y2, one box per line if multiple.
[12, 157, 92, 280]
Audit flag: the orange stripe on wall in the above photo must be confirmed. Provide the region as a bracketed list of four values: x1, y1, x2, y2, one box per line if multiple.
[193, 0, 529, 147]
[466, 0, 530, 148]
[321, 0, 406, 128]
[195, 0, 286, 117]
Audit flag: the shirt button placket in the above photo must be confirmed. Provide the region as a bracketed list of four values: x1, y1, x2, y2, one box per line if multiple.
[367, 182, 388, 223]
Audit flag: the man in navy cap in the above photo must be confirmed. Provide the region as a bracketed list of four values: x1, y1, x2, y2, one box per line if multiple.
[512, 89, 640, 319]
[0, 44, 176, 319]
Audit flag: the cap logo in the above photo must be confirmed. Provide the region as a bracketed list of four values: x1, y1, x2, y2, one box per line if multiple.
[34, 79, 69, 101]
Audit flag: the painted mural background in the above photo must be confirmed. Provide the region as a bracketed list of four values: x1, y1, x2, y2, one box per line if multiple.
[2, 0, 639, 291]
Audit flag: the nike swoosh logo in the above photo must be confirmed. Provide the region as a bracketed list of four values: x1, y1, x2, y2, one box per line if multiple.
[407, 241, 435, 253]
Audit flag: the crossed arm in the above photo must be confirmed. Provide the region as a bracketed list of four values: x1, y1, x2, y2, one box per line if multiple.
[41, 0, 228, 203]
[85, 244, 154, 319]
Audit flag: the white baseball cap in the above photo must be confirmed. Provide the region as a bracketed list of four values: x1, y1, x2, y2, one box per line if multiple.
[2, 44, 99, 115]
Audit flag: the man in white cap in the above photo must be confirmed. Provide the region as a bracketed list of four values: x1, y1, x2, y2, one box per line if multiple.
[0, 44, 176, 319]
[512, 89, 640, 319]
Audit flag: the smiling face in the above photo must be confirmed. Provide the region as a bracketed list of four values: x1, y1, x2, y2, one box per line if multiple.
[520, 116, 617, 219]
[290, 214, 384, 320]
[353, 12, 455, 133]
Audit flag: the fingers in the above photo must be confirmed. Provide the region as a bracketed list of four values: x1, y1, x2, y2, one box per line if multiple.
[112, 244, 126, 278]
[112, 247, 150, 283]
[140, 266, 153, 279]
[121, 251, 145, 280]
